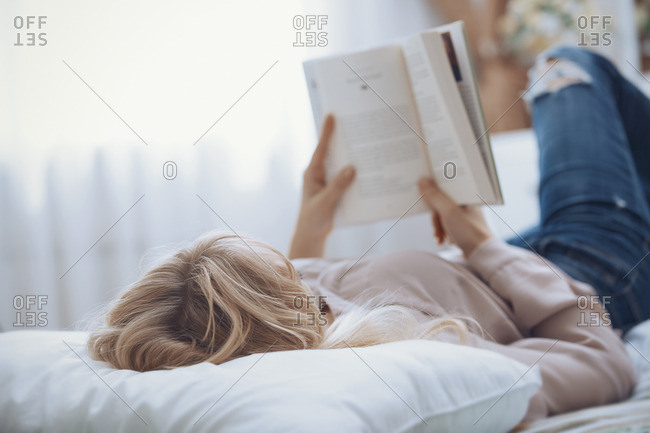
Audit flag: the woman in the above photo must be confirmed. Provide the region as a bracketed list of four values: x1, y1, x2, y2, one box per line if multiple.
[89, 47, 649, 422]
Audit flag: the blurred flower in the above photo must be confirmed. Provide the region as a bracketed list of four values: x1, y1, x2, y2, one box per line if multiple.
[497, 0, 601, 66]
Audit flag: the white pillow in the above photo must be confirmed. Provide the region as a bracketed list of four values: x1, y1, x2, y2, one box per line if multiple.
[0, 330, 540, 433]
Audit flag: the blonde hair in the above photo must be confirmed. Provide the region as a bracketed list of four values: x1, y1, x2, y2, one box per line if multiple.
[88, 231, 474, 372]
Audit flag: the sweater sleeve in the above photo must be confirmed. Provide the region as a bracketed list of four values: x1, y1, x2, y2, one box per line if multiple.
[466, 238, 636, 421]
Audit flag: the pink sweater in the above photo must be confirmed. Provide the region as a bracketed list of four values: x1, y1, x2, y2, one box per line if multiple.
[292, 238, 636, 422]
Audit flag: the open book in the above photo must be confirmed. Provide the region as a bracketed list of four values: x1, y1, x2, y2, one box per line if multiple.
[303, 21, 503, 226]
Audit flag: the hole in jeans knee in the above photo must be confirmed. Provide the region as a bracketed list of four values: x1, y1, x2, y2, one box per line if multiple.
[524, 57, 593, 104]
[546, 76, 584, 91]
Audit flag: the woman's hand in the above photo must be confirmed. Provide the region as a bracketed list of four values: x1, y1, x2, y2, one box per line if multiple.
[418, 177, 493, 257]
[289, 115, 356, 259]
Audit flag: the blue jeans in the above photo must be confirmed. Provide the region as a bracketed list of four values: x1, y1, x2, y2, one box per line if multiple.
[506, 47, 650, 333]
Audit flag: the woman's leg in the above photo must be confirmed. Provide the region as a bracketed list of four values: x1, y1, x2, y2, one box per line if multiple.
[506, 47, 650, 332]
[610, 63, 650, 208]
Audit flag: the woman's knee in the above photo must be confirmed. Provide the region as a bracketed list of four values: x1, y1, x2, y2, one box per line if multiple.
[542, 47, 603, 68]
[524, 47, 618, 104]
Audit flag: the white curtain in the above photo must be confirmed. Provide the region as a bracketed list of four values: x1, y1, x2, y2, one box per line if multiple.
[0, 0, 448, 330]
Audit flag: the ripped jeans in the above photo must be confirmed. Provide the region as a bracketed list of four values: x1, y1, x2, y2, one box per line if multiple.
[505, 47, 650, 333]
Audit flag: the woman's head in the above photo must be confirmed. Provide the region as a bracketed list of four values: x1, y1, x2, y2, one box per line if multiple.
[89, 230, 474, 372]
[88, 231, 323, 372]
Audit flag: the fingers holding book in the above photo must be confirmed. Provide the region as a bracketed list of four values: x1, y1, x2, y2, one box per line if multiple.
[306, 114, 335, 179]
[289, 115, 356, 259]
[418, 177, 493, 257]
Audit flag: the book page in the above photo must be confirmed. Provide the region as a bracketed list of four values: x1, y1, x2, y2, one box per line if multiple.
[434, 21, 503, 203]
[402, 33, 481, 204]
[304, 45, 431, 226]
